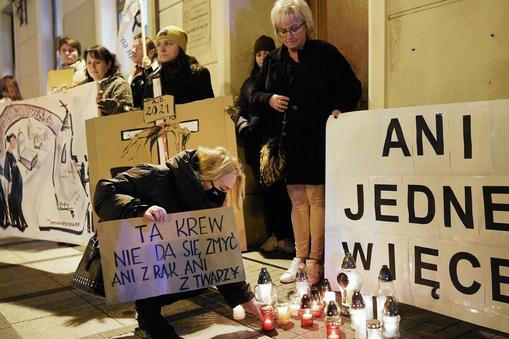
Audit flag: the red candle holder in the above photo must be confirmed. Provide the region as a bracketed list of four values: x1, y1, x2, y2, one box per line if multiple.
[299, 308, 314, 327]
[260, 305, 275, 331]
[326, 323, 341, 339]
[311, 300, 323, 318]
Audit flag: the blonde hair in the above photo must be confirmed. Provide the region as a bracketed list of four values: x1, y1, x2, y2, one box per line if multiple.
[271, 0, 315, 39]
[196, 146, 245, 211]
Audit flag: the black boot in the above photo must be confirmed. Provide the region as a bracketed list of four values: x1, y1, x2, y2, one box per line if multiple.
[137, 310, 181, 339]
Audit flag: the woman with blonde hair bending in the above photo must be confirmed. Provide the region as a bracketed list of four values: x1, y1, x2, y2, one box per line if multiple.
[94, 146, 260, 338]
[251, 0, 361, 284]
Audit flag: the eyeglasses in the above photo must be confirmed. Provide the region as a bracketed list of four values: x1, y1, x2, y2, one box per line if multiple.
[277, 22, 305, 38]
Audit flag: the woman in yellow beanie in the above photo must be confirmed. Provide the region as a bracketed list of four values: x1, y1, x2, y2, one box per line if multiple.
[143, 25, 214, 104]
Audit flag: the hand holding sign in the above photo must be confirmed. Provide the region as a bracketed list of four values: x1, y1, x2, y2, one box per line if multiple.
[144, 95, 175, 123]
[144, 205, 167, 222]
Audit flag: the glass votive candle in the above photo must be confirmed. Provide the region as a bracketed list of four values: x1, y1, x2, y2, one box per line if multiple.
[260, 304, 275, 331]
[382, 314, 400, 338]
[290, 294, 301, 317]
[326, 323, 341, 339]
[325, 301, 342, 339]
[350, 291, 367, 339]
[382, 295, 400, 338]
[299, 293, 314, 327]
[276, 301, 291, 325]
[311, 300, 323, 318]
[367, 319, 383, 339]
[300, 308, 314, 327]
[310, 286, 323, 318]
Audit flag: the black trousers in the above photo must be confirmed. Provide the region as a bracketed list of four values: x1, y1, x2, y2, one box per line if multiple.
[263, 181, 292, 240]
[135, 289, 205, 339]
[244, 140, 293, 241]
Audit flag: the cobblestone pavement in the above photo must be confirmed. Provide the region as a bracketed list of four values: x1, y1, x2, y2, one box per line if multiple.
[0, 237, 507, 338]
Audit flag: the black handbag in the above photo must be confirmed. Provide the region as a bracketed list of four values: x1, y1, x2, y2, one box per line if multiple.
[259, 111, 287, 188]
[71, 234, 105, 297]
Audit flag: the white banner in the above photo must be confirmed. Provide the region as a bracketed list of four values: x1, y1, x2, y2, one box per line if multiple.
[325, 99, 509, 333]
[0, 83, 98, 244]
[117, 0, 142, 77]
[97, 207, 246, 304]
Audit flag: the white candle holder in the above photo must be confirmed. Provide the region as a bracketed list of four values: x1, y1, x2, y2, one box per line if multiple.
[336, 252, 363, 315]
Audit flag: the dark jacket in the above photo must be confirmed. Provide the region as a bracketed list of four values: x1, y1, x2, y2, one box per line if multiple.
[144, 56, 214, 104]
[97, 72, 133, 115]
[94, 149, 253, 307]
[130, 63, 158, 110]
[235, 75, 264, 168]
[251, 39, 361, 184]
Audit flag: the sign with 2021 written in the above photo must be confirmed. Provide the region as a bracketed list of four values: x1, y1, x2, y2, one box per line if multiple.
[97, 207, 245, 304]
[324, 99, 509, 333]
[143, 95, 175, 123]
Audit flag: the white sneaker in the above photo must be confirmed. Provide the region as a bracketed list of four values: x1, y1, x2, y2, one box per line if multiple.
[280, 257, 302, 283]
[277, 238, 295, 254]
[260, 234, 278, 252]
[305, 259, 324, 285]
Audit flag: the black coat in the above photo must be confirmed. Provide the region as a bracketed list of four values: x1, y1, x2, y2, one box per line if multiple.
[144, 56, 214, 105]
[130, 72, 145, 110]
[130, 63, 158, 110]
[235, 75, 265, 169]
[94, 150, 254, 307]
[251, 39, 361, 184]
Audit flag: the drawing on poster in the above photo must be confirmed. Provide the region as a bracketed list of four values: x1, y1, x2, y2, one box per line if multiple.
[0, 101, 90, 234]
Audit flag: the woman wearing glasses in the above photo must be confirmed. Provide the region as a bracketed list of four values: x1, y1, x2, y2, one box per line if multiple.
[251, 0, 361, 285]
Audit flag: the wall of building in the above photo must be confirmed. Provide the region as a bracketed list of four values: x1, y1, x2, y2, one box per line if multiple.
[158, 0, 223, 96]
[13, 0, 53, 99]
[228, 0, 275, 97]
[0, 8, 13, 77]
[371, 0, 509, 108]
[324, 0, 369, 110]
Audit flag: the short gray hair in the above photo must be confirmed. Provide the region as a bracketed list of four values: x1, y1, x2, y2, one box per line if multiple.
[271, 0, 315, 39]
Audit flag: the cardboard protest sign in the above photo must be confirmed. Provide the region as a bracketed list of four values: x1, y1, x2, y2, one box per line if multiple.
[85, 96, 247, 251]
[97, 207, 246, 304]
[85, 109, 160, 209]
[143, 95, 175, 124]
[46, 69, 74, 94]
[324, 99, 509, 332]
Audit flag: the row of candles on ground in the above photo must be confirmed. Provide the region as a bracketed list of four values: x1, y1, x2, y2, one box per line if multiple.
[250, 253, 401, 338]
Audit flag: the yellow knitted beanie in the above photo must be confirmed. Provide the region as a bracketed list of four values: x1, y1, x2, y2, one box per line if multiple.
[155, 26, 188, 53]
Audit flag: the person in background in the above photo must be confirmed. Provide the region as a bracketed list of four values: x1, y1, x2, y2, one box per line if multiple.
[129, 33, 158, 109]
[251, 0, 361, 285]
[235, 35, 294, 254]
[83, 45, 133, 115]
[0, 76, 23, 102]
[58, 37, 87, 85]
[94, 146, 261, 339]
[144, 25, 214, 104]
